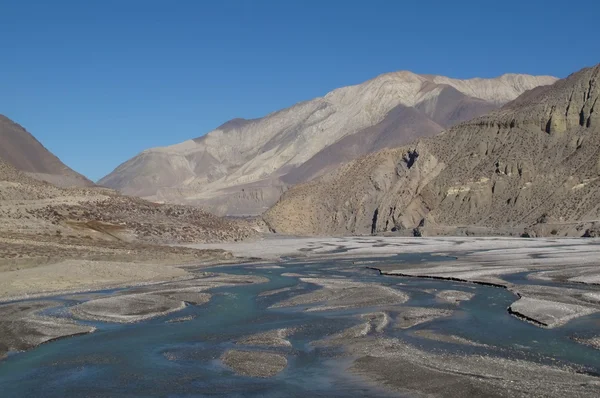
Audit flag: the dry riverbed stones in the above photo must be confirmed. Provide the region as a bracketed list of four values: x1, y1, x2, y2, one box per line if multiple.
[70, 293, 187, 323]
[0, 301, 95, 359]
[270, 277, 408, 311]
[436, 289, 475, 305]
[508, 297, 598, 328]
[221, 350, 288, 378]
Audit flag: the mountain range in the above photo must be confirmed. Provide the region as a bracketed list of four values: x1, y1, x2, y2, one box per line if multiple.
[98, 72, 557, 216]
[264, 64, 600, 237]
[7, 65, 598, 239]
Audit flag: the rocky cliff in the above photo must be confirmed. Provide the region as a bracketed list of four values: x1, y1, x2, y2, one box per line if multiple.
[264, 65, 600, 237]
[0, 115, 94, 187]
[99, 72, 556, 216]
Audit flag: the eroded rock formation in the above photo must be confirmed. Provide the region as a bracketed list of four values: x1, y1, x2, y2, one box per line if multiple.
[264, 65, 600, 237]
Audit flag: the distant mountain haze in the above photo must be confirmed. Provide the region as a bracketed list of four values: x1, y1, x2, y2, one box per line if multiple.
[99, 71, 557, 216]
[264, 64, 600, 237]
[0, 115, 93, 187]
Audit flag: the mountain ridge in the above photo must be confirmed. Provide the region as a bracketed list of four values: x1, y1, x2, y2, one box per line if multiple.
[99, 70, 557, 216]
[263, 64, 600, 237]
[0, 114, 93, 188]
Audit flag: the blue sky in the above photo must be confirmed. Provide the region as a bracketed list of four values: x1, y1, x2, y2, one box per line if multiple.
[1, 0, 599, 181]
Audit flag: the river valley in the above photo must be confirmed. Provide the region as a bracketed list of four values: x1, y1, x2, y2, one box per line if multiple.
[1, 237, 600, 397]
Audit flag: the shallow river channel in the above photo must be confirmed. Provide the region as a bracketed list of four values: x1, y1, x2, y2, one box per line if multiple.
[1, 254, 600, 397]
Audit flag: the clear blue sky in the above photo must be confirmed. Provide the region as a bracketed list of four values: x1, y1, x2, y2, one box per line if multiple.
[1, 0, 598, 181]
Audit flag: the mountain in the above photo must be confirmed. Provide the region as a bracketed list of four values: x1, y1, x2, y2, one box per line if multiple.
[0, 148, 255, 302]
[263, 65, 600, 237]
[99, 72, 557, 216]
[0, 115, 94, 187]
[0, 119, 256, 243]
[0, 155, 256, 243]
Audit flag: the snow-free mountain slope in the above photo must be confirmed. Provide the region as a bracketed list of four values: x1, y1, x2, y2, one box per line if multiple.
[99, 71, 557, 216]
[282, 104, 445, 184]
[264, 65, 600, 237]
[0, 115, 93, 187]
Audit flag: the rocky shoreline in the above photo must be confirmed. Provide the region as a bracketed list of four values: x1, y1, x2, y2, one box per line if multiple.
[314, 311, 600, 397]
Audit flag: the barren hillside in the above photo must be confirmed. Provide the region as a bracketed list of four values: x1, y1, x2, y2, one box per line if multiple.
[264, 65, 600, 237]
[99, 72, 556, 216]
[0, 115, 93, 187]
[0, 159, 256, 243]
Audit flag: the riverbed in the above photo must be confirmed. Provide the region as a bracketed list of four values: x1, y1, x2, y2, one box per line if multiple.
[1, 243, 600, 397]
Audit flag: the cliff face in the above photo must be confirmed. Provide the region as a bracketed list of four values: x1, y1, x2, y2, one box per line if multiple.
[0, 115, 93, 187]
[99, 72, 556, 216]
[264, 65, 600, 237]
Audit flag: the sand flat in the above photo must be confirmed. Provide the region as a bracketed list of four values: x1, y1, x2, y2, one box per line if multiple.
[509, 297, 598, 328]
[0, 259, 189, 302]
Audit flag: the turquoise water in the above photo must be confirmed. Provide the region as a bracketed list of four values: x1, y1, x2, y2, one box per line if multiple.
[1, 255, 599, 397]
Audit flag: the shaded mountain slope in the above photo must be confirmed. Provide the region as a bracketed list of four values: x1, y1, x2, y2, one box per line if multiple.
[0, 115, 93, 187]
[282, 104, 445, 184]
[414, 84, 498, 127]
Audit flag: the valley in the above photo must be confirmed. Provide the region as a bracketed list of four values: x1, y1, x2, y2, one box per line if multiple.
[1, 12, 599, 395]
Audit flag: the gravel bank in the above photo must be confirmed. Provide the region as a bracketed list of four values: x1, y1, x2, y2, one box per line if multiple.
[271, 277, 408, 311]
[221, 350, 288, 378]
[0, 301, 95, 359]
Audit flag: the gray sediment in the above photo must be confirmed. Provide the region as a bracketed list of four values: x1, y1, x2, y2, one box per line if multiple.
[281, 273, 303, 277]
[70, 293, 187, 323]
[393, 307, 454, 329]
[367, 266, 510, 289]
[71, 272, 269, 324]
[322, 330, 600, 397]
[252, 265, 284, 270]
[436, 290, 475, 305]
[166, 315, 196, 323]
[573, 337, 600, 350]
[508, 297, 598, 328]
[316, 312, 391, 344]
[371, 266, 600, 329]
[236, 328, 296, 348]
[221, 349, 288, 378]
[349, 342, 600, 398]
[411, 329, 489, 347]
[310, 305, 600, 397]
[0, 301, 95, 359]
[155, 290, 212, 305]
[258, 287, 296, 297]
[270, 277, 408, 311]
